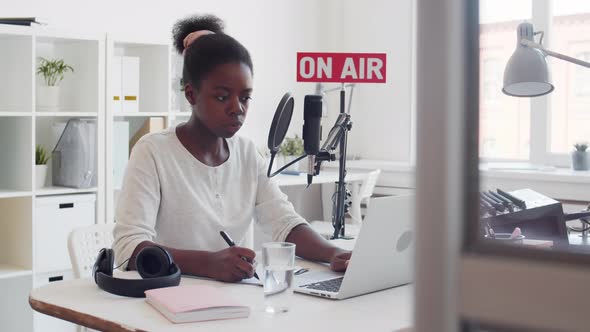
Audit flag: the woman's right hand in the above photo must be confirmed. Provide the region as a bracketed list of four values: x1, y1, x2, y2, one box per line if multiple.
[206, 247, 256, 282]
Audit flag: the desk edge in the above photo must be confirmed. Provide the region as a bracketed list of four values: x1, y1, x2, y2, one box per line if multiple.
[29, 295, 147, 332]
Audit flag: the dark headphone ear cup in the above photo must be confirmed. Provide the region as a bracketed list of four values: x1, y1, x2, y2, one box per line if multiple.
[103, 248, 114, 277]
[136, 246, 172, 279]
[93, 248, 107, 282]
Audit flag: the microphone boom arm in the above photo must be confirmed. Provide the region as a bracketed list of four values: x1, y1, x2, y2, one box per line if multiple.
[313, 85, 354, 239]
[320, 113, 350, 152]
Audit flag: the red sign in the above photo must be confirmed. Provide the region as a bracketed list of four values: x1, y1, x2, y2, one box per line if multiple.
[296, 52, 387, 83]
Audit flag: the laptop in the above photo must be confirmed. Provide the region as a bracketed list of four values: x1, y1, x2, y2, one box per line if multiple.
[293, 194, 415, 300]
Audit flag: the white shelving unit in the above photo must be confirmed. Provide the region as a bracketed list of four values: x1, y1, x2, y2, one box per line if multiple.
[0, 190, 33, 199]
[0, 26, 179, 331]
[35, 186, 98, 196]
[0, 25, 104, 332]
[0, 32, 35, 329]
[104, 34, 191, 223]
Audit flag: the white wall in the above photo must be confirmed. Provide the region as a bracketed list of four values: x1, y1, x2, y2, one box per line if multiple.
[3, 0, 415, 161]
[319, 0, 415, 162]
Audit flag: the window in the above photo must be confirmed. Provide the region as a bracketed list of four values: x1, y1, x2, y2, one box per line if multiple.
[480, 0, 590, 164]
[549, 2, 590, 155]
[574, 52, 590, 97]
[479, 0, 531, 160]
[482, 58, 502, 101]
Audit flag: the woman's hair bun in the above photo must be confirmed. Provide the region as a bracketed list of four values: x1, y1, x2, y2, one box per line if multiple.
[172, 14, 225, 54]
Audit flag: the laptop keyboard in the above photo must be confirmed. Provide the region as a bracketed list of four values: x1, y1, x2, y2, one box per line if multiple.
[300, 277, 344, 293]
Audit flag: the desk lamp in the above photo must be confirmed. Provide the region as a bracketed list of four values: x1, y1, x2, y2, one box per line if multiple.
[502, 22, 590, 240]
[503, 22, 590, 97]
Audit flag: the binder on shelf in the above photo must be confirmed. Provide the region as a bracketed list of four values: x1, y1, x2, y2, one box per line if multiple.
[121, 56, 140, 113]
[111, 56, 122, 113]
[129, 117, 165, 153]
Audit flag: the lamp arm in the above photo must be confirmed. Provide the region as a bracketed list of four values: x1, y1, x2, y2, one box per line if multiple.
[522, 39, 590, 69]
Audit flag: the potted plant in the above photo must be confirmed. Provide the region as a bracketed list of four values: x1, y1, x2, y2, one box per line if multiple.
[35, 144, 51, 189]
[572, 142, 589, 171]
[279, 135, 304, 173]
[36, 57, 74, 110]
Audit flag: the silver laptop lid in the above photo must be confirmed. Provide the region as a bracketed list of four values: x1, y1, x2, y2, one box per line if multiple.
[337, 194, 415, 299]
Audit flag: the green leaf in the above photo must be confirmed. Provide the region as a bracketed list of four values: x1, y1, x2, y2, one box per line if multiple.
[35, 144, 50, 165]
[279, 135, 304, 156]
[574, 142, 589, 152]
[36, 57, 74, 87]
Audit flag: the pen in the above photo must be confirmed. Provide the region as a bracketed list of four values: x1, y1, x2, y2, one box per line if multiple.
[219, 231, 259, 280]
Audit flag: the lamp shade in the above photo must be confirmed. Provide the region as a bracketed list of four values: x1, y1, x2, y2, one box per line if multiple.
[502, 22, 554, 97]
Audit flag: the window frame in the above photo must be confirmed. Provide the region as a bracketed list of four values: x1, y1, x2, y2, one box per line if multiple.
[481, 0, 590, 167]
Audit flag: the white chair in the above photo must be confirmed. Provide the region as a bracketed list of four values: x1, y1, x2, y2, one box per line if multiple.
[68, 223, 115, 279]
[67, 223, 115, 332]
[349, 169, 382, 225]
[311, 169, 381, 239]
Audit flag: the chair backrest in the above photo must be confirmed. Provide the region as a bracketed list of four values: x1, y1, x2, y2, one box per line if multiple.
[359, 169, 382, 202]
[348, 169, 382, 225]
[68, 223, 115, 279]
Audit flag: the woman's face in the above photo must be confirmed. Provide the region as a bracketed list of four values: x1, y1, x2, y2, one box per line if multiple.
[188, 62, 253, 138]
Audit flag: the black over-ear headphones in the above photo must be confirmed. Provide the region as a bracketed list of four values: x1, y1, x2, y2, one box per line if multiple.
[93, 246, 181, 298]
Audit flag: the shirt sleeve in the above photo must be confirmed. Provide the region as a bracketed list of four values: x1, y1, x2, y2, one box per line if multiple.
[254, 151, 309, 242]
[112, 139, 161, 268]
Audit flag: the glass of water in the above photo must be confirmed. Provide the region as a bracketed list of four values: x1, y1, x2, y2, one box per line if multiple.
[262, 242, 296, 313]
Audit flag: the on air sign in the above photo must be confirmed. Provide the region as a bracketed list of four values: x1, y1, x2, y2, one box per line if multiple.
[296, 52, 387, 83]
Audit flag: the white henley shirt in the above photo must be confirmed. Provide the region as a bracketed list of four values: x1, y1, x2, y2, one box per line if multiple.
[112, 126, 308, 267]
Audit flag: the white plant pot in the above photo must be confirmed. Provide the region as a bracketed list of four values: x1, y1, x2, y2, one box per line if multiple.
[572, 151, 589, 171]
[35, 164, 48, 189]
[36, 86, 60, 110]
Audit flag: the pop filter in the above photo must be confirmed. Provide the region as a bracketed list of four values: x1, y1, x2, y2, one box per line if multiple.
[267, 92, 294, 154]
[266, 92, 306, 177]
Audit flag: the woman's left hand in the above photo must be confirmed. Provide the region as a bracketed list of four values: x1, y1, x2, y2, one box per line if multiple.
[329, 250, 352, 272]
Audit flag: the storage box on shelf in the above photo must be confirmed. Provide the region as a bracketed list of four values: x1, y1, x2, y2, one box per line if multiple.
[32, 269, 77, 332]
[32, 194, 95, 332]
[34, 194, 96, 274]
[35, 116, 100, 194]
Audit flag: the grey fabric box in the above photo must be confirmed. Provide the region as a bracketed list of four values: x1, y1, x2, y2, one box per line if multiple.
[52, 119, 97, 188]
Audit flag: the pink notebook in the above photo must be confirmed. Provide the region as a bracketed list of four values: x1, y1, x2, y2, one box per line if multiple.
[145, 285, 250, 323]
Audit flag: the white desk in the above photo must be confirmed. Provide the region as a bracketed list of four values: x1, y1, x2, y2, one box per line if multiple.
[274, 170, 367, 222]
[274, 170, 367, 187]
[29, 257, 413, 332]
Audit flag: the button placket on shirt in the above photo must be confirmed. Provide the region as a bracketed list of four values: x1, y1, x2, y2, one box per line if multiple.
[213, 168, 223, 213]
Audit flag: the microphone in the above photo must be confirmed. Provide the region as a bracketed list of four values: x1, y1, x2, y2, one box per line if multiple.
[302, 95, 323, 186]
